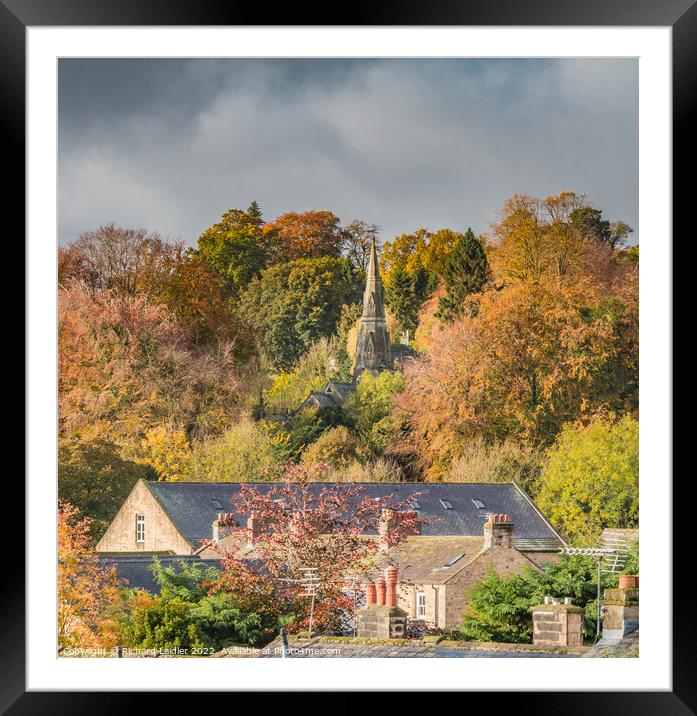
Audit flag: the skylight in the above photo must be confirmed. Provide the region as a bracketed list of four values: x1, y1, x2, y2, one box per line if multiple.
[472, 499, 486, 510]
[211, 499, 223, 510]
[444, 552, 465, 567]
[408, 500, 421, 510]
[439, 499, 453, 510]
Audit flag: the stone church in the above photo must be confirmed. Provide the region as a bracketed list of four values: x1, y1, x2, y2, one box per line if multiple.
[293, 238, 397, 414]
[352, 237, 393, 379]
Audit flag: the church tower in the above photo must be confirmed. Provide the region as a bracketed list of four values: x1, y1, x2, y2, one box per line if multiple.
[353, 238, 392, 381]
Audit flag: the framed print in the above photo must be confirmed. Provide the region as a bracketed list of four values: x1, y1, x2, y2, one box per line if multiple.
[7, 0, 688, 709]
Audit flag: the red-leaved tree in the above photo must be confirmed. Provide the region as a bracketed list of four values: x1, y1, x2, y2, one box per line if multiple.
[207, 466, 420, 634]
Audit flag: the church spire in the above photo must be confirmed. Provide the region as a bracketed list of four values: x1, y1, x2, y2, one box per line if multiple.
[353, 237, 392, 381]
[361, 237, 385, 319]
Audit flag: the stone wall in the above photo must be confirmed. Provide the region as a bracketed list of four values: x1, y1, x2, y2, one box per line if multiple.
[356, 605, 408, 640]
[96, 479, 193, 554]
[601, 586, 639, 642]
[531, 602, 584, 647]
[442, 548, 542, 629]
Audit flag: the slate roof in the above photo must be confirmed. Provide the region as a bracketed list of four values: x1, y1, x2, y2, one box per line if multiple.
[144, 481, 565, 551]
[98, 555, 222, 594]
[375, 536, 485, 584]
[294, 381, 356, 414]
[299, 392, 339, 410]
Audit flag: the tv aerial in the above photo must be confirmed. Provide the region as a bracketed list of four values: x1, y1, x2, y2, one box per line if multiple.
[559, 531, 631, 641]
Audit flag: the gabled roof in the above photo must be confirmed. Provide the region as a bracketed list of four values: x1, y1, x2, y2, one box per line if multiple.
[324, 381, 354, 402]
[293, 381, 355, 414]
[144, 481, 565, 550]
[301, 392, 340, 409]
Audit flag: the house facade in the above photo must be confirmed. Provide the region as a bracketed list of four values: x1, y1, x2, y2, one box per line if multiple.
[383, 515, 551, 629]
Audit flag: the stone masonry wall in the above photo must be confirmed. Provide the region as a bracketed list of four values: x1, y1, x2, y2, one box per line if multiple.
[442, 548, 541, 629]
[356, 605, 408, 640]
[532, 604, 584, 647]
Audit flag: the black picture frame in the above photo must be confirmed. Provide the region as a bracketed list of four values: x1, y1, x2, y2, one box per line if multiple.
[6, 0, 684, 710]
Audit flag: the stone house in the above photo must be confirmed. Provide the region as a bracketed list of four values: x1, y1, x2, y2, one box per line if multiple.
[373, 514, 554, 630]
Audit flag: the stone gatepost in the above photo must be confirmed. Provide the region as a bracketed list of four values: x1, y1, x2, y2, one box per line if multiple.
[601, 577, 639, 642]
[531, 597, 584, 647]
[356, 605, 408, 640]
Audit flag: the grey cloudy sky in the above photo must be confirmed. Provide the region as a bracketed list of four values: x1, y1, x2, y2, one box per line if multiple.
[58, 58, 638, 246]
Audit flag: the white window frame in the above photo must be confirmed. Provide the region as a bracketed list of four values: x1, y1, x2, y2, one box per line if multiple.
[135, 513, 145, 543]
[416, 591, 426, 619]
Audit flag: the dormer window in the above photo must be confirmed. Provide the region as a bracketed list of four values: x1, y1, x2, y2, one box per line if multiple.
[211, 499, 223, 510]
[135, 514, 145, 543]
[439, 499, 453, 510]
[472, 499, 486, 510]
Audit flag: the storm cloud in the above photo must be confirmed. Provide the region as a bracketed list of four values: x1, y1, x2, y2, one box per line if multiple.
[58, 58, 638, 246]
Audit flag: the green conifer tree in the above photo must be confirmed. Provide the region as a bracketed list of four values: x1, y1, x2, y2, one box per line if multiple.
[436, 228, 490, 322]
[385, 265, 418, 338]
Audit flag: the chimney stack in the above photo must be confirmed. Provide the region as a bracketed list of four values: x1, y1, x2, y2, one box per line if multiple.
[483, 513, 515, 551]
[212, 512, 237, 542]
[247, 512, 272, 544]
[374, 577, 386, 606]
[378, 508, 421, 550]
[385, 566, 398, 607]
[365, 583, 377, 606]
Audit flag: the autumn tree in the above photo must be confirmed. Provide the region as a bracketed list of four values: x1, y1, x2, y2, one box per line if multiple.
[448, 437, 543, 495]
[58, 283, 247, 445]
[343, 219, 380, 271]
[195, 203, 268, 298]
[265, 337, 344, 415]
[397, 277, 638, 478]
[491, 192, 630, 285]
[263, 210, 345, 263]
[152, 253, 254, 350]
[210, 475, 420, 633]
[238, 257, 362, 371]
[187, 419, 285, 483]
[63, 224, 182, 295]
[301, 425, 365, 471]
[536, 415, 639, 544]
[58, 502, 125, 651]
[570, 206, 633, 250]
[138, 426, 192, 482]
[435, 228, 490, 322]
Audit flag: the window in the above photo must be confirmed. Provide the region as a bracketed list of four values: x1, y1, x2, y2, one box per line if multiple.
[416, 591, 426, 619]
[135, 514, 145, 543]
[444, 552, 465, 567]
[211, 499, 223, 510]
[472, 499, 486, 510]
[439, 499, 453, 510]
[408, 499, 420, 510]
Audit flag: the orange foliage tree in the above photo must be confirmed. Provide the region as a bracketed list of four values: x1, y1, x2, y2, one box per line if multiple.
[58, 282, 246, 445]
[58, 501, 124, 652]
[397, 274, 638, 479]
[263, 210, 345, 263]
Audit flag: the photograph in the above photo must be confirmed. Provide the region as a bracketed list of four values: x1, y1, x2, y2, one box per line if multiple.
[55, 56, 641, 662]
